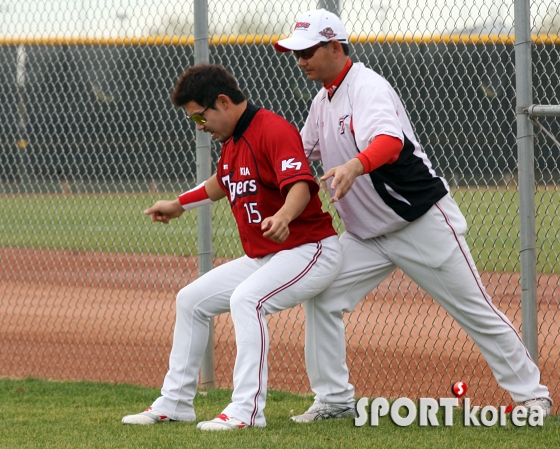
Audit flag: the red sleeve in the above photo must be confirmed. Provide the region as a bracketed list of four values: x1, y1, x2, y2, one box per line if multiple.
[264, 114, 319, 197]
[355, 134, 403, 173]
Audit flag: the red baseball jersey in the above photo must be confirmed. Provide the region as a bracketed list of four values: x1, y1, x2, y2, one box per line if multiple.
[216, 104, 336, 258]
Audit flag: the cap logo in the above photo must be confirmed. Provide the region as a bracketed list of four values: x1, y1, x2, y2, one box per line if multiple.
[319, 27, 336, 39]
[295, 21, 311, 30]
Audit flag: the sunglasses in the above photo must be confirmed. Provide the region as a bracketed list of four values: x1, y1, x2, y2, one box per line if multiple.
[293, 42, 329, 60]
[187, 105, 210, 124]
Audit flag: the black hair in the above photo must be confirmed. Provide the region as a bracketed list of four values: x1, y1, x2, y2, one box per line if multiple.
[322, 40, 350, 56]
[170, 63, 246, 108]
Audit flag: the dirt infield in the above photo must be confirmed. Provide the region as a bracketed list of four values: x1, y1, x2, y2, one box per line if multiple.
[1, 247, 558, 412]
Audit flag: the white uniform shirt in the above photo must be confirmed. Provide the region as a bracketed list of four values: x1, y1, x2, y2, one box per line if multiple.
[301, 62, 449, 239]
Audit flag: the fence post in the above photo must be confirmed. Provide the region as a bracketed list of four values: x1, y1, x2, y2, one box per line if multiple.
[318, 0, 339, 14]
[16, 44, 28, 185]
[514, 0, 538, 363]
[194, 0, 215, 387]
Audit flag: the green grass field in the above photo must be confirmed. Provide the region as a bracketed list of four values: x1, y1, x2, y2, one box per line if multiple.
[1, 187, 559, 273]
[1, 378, 559, 449]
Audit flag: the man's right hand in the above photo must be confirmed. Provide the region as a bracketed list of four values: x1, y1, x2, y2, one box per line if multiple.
[321, 158, 364, 203]
[144, 199, 184, 224]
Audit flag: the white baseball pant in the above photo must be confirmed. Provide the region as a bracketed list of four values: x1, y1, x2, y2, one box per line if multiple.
[151, 235, 342, 427]
[305, 194, 550, 405]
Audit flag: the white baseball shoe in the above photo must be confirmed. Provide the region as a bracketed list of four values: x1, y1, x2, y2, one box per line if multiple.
[523, 398, 552, 417]
[122, 407, 173, 425]
[290, 401, 356, 423]
[197, 413, 248, 431]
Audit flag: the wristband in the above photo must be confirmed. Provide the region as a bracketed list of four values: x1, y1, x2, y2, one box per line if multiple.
[178, 182, 213, 211]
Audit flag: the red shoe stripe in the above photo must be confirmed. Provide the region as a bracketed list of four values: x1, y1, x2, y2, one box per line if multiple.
[213, 414, 247, 428]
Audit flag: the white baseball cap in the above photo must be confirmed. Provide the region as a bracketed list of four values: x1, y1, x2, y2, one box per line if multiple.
[274, 9, 348, 52]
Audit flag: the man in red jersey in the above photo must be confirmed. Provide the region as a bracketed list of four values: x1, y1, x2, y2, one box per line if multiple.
[122, 64, 342, 430]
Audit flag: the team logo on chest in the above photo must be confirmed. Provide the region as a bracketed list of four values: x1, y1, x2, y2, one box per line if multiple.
[339, 115, 349, 135]
[221, 172, 258, 204]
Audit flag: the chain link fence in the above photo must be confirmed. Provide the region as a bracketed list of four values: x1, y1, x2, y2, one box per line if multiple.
[1, 0, 559, 409]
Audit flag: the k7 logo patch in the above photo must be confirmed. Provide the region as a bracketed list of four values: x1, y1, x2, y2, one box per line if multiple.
[281, 158, 302, 171]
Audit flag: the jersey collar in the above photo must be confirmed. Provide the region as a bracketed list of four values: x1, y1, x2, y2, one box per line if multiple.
[324, 59, 353, 101]
[232, 103, 261, 143]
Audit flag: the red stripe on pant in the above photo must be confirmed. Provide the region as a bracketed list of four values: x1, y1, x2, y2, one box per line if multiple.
[249, 242, 323, 426]
[435, 203, 532, 362]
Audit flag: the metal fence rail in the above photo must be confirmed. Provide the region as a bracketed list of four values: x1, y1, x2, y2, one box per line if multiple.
[1, 0, 559, 410]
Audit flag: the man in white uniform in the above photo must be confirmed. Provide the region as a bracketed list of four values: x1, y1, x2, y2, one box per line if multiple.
[121, 64, 342, 430]
[274, 9, 553, 421]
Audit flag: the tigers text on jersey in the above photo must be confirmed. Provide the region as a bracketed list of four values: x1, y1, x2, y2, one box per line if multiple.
[217, 104, 336, 258]
[301, 62, 449, 239]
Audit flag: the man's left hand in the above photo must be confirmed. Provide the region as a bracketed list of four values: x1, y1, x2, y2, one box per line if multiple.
[261, 214, 291, 243]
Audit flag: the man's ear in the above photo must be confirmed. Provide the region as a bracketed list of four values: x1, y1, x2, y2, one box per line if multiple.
[216, 93, 231, 109]
[331, 40, 344, 57]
